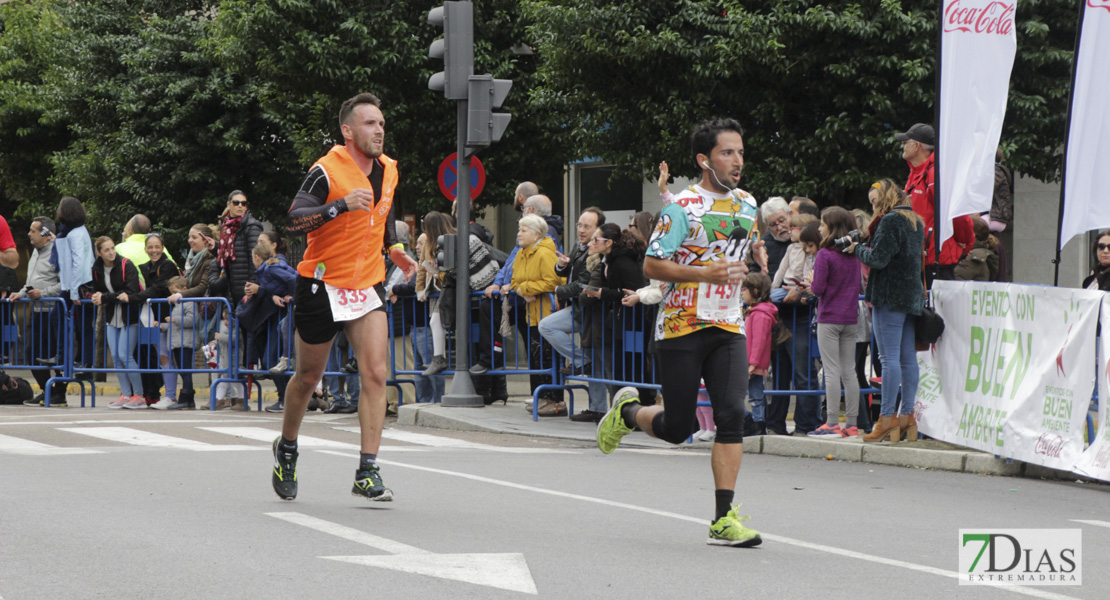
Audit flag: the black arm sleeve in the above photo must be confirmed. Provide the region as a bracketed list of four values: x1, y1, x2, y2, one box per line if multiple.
[286, 166, 349, 235]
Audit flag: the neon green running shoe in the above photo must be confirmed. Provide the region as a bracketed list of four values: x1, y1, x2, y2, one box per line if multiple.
[707, 504, 762, 547]
[596, 386, 640, 454]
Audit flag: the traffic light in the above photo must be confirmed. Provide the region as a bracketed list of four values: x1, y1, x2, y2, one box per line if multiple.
[436, 234, 457, 272]
[466, 74, 512, 151]
[427, 2, 473, 100]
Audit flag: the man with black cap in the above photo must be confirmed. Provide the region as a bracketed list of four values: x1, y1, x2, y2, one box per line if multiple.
[895, 123, 974, 286]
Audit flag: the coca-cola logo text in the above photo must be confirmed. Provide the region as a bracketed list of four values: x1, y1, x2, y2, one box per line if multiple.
[1034, 433, 1065, 459]
[1091, 0, 1110, 14]
[944, 0, 1016, 35]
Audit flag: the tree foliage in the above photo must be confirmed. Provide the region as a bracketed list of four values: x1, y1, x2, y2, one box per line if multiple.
[523, 0, 1077, 208]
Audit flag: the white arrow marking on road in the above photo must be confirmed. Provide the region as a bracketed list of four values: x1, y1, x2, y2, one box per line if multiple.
[200, 427, 430, 451]
[1070, 519, 1110, 529]
[0, 433, 102, 456]
[267, 512, 537, 595]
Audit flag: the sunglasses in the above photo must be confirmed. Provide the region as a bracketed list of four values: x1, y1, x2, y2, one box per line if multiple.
[230, 200, 248, 206]
[1099, 243, 1110, 251]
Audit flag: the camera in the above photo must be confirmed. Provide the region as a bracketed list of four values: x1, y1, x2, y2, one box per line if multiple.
[834, 229, 861, 250]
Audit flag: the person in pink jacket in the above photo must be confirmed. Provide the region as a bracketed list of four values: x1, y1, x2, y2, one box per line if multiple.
[742, 272, 776, 436]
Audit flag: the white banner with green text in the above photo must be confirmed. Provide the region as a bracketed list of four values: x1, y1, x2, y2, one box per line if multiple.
[915, 281, 1100, 473]
[1072, 293, 1110, 482]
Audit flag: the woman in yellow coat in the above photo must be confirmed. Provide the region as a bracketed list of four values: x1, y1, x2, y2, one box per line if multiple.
[509, 214, 566, 415]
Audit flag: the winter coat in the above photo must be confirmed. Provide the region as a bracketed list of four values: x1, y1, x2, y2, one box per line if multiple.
[745, 301, 778, 375]
[207, 212, 263, 304]
[256, 255, 298, 299]
[160, 301, 196, 348]
[554, 242, 591, 301]
[811, 248, 862, 325]
[854, 206, 925, 316]
[180, 250, 214, 299]
[91, 256, 143, 325]
[136, 255, 181, 322]
[509, 236, 563, 326]
[237, 256, 294, 334]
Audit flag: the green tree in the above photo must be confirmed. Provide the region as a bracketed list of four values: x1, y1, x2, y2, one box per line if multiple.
[524, 0, 1076, 208]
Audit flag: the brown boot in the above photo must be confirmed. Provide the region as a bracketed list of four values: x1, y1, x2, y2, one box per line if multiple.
[899, 414, 918, 441]
[862, 415, 901, 443]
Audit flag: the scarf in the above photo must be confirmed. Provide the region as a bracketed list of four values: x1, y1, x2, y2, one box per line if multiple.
[49, 222, 75, 272]
[218, 216, 242, 268]
[184, 248, 209, 278]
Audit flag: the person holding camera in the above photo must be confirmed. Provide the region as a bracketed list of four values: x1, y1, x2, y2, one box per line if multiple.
[809, 207, 863, 437]
[843, 180, 925, 443]
[12, 217, 66, 406]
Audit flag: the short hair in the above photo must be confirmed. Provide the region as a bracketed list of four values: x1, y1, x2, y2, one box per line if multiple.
[395, 220, 410, 246]
[799, 221, 822, 245]
[32, 216, 56, 237]
[518, 214, 548, 238]
[792, 196, 820, 218]
[56, 196, 86, 227]
[760, 196, 790, 221]
[582, 206, 606, 226]
[690, 118, 744, 168]
[789, 213, 816, 228]
[971, 215, 990, 242]
[129, 214, 151, 235]
[339, 92, 381, 129]
[523, 194, 552, 217]
[516, 181, 539, 199]
[167, 276, 187, 290]
[94, 235, 114, 253]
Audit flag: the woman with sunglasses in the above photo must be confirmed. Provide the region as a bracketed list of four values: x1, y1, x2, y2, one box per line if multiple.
[208, 190, 263, 307]
[1083, 231, 1110, 291]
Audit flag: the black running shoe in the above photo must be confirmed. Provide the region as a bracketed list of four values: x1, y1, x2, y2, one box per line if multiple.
[352, 465, 393, 502]
[272, 437, 298, 501]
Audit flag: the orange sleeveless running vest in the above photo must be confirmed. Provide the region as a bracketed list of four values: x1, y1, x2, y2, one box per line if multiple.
[297, 145, 399, 289]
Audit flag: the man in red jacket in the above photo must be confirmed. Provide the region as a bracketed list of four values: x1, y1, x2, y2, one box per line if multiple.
[895, 123, 974, 286]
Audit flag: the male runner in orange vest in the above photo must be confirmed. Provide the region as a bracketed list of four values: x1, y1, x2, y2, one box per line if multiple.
[272, 92, 417, 502]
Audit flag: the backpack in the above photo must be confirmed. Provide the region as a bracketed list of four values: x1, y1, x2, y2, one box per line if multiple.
[954, 247, 992, 282]
[770, 315, 793, 349]
[0, 374, 33, 405]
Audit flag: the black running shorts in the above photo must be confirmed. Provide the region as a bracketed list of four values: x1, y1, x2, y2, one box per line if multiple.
[293, 275, 386, 346]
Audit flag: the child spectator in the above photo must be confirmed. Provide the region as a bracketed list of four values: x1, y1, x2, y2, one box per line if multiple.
[241, 242, 297, 413]
[90, 236, 145, 409]
[955, 216, 1000, 282]
[161, 277, 197, 410]
[212, 312, 240, 409]
[742, 272, 776, 437]
[810, 207, 863, 437]
[692, 381, 714, 442]
[771, 213, 818, 300]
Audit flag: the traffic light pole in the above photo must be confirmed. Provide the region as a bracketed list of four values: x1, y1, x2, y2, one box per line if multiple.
[441, 98, 483, 407]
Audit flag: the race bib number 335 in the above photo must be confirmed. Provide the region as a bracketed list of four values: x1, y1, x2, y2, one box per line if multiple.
[325, 283, 381, 322]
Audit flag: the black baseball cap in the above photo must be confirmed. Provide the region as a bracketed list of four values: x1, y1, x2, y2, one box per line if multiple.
[894, 123, 935, 146]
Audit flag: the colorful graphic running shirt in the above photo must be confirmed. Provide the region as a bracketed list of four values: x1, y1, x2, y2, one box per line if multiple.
[646, 184, 760, 341]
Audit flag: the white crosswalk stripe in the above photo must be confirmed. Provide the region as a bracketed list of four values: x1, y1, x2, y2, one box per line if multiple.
[199, 426, 430, 452]
[354, 427, 577, 454]
[0, 433, 102, 456]
[58, 427, 258, 451]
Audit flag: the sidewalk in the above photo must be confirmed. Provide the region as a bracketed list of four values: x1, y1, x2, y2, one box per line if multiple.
[398, 389, 1102, 484]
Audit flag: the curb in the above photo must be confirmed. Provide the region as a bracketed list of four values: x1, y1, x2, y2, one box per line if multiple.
[399, 403, 1108, 485]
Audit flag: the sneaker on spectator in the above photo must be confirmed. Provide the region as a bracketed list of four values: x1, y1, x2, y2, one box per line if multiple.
[265, 401, 284, 413]
[108, 395, 130, 409]
[842, 426, 859, 437]
[269, 356, 291, 375]
[569, 410, 604, 423]
[123, 395, 149, 409]
[422, 355, 448, 376]
[23, 393, 45, 407]
[339, 358, 359, 374]
[808, 424, 844, 437]
[697, 429, 717, 442]
[469, 362, 488, 375]
[150, 397, 174, 410]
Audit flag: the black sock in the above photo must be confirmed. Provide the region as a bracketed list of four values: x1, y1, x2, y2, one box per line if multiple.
[714, 489, 735, 521]
[278, 436, 297, 454]
[360, 453, 377, 469]
[620, 401, 642, 428]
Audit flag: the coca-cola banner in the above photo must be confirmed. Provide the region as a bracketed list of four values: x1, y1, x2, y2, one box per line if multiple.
[915, 281, 1099, 473]
[1058, 0, 1110, 249]
[936, 0, 1017, 246]
[1072, 293, 1110, 482]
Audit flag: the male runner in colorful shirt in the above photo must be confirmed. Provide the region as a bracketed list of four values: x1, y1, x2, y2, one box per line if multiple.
[597, 118, 766, 547]
[271, 92, 417, 502]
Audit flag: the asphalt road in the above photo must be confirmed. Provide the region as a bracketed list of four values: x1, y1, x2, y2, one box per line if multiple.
[1, 407, 1106, 599]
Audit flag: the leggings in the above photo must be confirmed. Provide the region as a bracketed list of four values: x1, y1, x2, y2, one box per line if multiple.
[651, 327, 748, 444]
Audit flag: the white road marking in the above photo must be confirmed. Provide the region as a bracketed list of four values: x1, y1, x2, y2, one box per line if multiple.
[342, 427, 575, 454]
[625, 448, 704, 457]
[199, 427, 429, 452]
[267, 512, 537, 595]
[0, 419, 275, 427]
[0, 433, 102, 456]
[1070, 519, 1110, 529]
[318, 450, 1079, 600]
[267, 512, 429, 554]
[59, 427, 256, 451]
